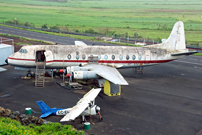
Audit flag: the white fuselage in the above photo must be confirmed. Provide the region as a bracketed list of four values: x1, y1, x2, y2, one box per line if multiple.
[7, 44, 179, 69]
[56, 105, 98, 116]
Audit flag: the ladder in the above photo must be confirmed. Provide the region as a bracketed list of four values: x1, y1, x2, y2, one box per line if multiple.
[35, 62, 45, 87]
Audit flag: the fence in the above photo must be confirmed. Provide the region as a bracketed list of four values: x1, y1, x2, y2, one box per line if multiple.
[1, 23, 160, 45]
[1, 23, 202, 50]
[0, 37, 14, 45]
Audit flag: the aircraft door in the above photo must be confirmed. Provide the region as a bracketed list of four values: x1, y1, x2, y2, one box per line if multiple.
[144, 50, 151, 61]
[44, 50, 54, 66]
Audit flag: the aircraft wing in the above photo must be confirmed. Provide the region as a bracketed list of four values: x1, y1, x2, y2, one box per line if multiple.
[60, 88, 101, 122]
[85, 64, 128, 85]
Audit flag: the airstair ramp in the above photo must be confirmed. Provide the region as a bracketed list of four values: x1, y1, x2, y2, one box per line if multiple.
[35, 62, 45, 87]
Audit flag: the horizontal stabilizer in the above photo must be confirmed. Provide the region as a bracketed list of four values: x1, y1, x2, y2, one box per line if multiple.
[39, 111, 53, 118]
[75, 41, 87, 46]
[0, 67, 7, 72]
[171, 51, 197, 56]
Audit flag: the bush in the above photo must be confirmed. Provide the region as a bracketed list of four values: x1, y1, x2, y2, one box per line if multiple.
[30, 122, 84, 135]
[42, 24, 48, 29]
[50, 25, 60, 31]
[0, 117, 84, 135]
[0, 117, 36, 135]
[5, 19, 22, 25]
[85, 28, 96, 34]
[24, 22, 35, 27]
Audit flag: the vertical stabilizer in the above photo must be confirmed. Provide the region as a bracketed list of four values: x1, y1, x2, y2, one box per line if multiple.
[165, 21, 186, 50]
[148, 21, 186, 51]
[37, 101, 51, 114]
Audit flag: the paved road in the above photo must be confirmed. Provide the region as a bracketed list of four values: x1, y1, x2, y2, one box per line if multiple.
[0, 25, 115, 46]
[0, 55, 202, 135]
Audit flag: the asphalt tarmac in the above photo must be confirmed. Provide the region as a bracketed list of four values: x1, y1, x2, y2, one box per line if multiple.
[1, 25, 202, 134]
[0, 55, 202, 135]
[0, 25, 116, 46]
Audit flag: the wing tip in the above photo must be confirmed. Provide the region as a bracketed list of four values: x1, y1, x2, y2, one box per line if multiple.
[60, 118, 69, 122]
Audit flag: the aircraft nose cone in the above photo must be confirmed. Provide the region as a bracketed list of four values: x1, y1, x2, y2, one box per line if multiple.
[5, 58, 8, 64]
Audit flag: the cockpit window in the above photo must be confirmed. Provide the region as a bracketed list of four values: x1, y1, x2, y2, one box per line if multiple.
[24, 49, 28, 53]
[19, 49, 28, 53]
[19, 49, 23, 53]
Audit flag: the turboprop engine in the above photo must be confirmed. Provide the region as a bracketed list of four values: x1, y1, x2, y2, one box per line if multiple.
[66, 66, 89, 74]
[73, 71, 100, 79]
[64, 66, 100, 80]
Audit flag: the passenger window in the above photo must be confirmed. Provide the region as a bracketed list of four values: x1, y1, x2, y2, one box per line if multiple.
[119, 55, 123, 60]
[138, 55, 142, 60]
[76, 55, 79, 60]
[82, 54, 86, 60]
[67, 54, 71, 60]
[104, 55, 108, 60]
[132, 55, 136, 60]
[126, 55, 129, 60]
[98, 55, 101, 60]
[112, 55, 115, 60]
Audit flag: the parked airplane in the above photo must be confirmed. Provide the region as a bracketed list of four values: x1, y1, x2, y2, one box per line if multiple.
[6, 21, 196, 85]
[37, 88, 102, 122]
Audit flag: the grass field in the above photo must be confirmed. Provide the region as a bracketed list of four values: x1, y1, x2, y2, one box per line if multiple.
[0, 0, 202, 44]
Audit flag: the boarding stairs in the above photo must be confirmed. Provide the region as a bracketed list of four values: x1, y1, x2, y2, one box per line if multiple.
[35, 62, 45, 87]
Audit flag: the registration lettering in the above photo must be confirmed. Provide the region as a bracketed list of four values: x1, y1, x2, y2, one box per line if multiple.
[57, 110, 69, 115]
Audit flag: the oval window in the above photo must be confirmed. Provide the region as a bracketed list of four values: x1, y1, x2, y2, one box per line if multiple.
[104, 55, 108, 60]
[82, 54, 86, 60]
[138, 55, 142, 60]
[76, 55, 79, 60]
[126, 55, 129, 60]
[112, 55, 115, 60]
[119, 55, 123, 60]
[132, 55, 136, 60]
[67, 54, 71, 60]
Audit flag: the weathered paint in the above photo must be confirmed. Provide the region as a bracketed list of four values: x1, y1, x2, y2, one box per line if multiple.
[7, 44, 179, 69]
[7, 21, 190, 69]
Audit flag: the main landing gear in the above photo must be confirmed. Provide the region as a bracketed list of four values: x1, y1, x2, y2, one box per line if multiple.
[26, 70, 35, 77]
[134, 67, 144, 74]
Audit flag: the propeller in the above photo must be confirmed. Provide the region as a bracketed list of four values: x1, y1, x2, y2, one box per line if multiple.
[66, 66, 73, 83]
[95, 105, 102, 121]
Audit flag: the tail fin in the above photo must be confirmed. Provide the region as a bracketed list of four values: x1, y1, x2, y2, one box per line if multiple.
[37, 101, 51, 114]
[148, 21, 186, 51]
[165, 21, 186, 50]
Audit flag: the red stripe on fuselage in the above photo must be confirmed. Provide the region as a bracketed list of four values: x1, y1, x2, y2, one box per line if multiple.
[8, 57, 175, 64]
[8, 57, 35, 61]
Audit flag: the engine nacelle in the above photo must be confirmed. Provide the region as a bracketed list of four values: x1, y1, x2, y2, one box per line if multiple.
[73, 71, 100, 79]
[66, 66, 88, 74]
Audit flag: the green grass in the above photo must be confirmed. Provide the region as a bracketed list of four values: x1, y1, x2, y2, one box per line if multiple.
[0, 117, 84, 135]
[193, 53, 202, 56]
[0, 0, 202, 43]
